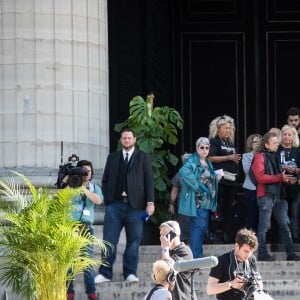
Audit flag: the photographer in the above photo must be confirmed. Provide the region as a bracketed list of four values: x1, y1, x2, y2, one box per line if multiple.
[207, 228, 266, 300]
[66, 160, 103, 300]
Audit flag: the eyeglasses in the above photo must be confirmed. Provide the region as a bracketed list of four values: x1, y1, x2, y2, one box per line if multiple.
[199, 146, 209, 150]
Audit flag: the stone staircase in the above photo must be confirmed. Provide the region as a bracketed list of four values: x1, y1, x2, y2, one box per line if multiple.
[1, 225, 300, 300]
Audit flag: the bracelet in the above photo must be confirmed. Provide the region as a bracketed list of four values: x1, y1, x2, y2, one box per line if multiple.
[147, 202, 154, 205]
[228, 281, 232, 289]
[169, 200, 176, 205]
[162, 247, 169, 253]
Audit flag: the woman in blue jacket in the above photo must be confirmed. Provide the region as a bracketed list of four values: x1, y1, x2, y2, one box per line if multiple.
[178, 137, 221, 258]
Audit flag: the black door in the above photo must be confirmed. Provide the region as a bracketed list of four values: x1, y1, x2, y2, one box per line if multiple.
[108, 0, 300, 154]
[173, 0, 300, 153]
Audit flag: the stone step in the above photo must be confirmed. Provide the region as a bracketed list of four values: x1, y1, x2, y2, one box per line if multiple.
[101, 261, 300, 281]
[2, 224, 300, 299]
[76, 277, 300, 300]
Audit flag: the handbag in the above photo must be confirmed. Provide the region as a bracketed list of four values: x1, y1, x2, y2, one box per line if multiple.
[223, 171, 237, 182]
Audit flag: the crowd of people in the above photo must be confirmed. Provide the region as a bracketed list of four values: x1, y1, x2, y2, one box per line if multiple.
[62, 106, 300, 299]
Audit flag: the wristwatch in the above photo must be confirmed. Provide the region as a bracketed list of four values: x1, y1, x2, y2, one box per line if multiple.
[228, 281, 233, 289]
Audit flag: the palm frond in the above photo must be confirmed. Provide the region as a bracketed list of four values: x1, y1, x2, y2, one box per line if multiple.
[0, 173, 109, 300]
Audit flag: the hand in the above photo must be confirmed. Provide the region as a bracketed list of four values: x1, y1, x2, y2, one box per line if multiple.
[146, 202, 155, 216]
[168, 204, 175, 215]
[284, 165, 297, 174]
[231, 276, 247, 290]
[160, 233, 171, 249]
[232, 153, 241, 164]
[283, 173, 297, 184]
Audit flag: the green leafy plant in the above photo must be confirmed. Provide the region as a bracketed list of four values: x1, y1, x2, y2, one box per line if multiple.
[115, 93, 184, 224]
[0, 172, 110, 300]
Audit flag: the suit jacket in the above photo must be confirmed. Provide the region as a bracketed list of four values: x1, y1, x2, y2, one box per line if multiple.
[102, 149, 155, 210]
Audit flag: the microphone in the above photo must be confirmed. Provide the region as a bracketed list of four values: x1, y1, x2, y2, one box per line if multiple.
[173, 256, 218, 272]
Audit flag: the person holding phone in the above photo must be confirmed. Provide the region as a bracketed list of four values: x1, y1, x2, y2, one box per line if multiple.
[159, 221, 197, 300]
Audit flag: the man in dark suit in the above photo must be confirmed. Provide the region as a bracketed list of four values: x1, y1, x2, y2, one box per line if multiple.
[95, 127, 155, 283]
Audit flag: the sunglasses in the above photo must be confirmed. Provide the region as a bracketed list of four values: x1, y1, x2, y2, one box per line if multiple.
[199, 146, 209, 150]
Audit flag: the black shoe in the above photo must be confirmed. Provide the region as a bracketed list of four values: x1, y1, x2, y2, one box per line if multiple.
[287, 253, 300, 261]
[258, 253, 275, 261]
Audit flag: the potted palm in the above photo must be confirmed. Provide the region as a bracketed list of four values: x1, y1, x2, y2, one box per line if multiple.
[115, 94, 183, 242]
[0, 172, 109, 300]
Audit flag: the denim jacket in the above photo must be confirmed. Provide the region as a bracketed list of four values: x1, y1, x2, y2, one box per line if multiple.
[178, 152, 218, 217]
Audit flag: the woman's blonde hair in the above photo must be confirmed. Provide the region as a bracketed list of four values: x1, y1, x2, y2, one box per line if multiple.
[279, 124, 300, 147]
[208, 115, 235, 144]
[152, 260, 174, 284]
[245, 133, 262, 152]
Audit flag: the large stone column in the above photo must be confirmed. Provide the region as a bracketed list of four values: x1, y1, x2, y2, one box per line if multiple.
[0, 0, 109, 185]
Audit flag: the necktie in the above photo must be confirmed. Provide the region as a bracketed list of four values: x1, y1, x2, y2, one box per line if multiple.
[124, 153, 129, 165]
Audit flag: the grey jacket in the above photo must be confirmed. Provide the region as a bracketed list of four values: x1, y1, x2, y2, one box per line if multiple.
[242, 151, 256, 190]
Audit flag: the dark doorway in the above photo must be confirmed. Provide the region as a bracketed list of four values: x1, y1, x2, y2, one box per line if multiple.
[108, 0, 300, 155]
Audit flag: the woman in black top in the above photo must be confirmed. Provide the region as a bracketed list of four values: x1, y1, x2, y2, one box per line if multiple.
[208, 115, 242, 243]
[276, 124, 300, 241]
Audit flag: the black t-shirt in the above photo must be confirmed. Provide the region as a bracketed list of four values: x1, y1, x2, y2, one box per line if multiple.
[209, 250, 260, 300]
[209, 136, 238, 173]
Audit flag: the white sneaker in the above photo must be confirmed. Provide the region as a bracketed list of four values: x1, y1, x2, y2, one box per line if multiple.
[125, 274, 139, 283]
[94, 274, 111, 283]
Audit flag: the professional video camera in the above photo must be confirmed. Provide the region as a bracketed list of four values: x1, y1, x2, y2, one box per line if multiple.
[66, 166, 88, 188]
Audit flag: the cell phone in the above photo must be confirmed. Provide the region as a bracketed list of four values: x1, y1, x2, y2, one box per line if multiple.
[168, 231, 176, 241]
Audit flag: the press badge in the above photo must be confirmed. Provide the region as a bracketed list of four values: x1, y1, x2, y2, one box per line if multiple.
[83, 209, 90, 216]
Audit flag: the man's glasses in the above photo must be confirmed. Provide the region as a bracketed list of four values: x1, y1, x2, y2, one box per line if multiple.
[199, 146, 209, 150]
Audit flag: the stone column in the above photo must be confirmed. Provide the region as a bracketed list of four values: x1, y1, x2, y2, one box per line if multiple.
[0, 0, 109, 185]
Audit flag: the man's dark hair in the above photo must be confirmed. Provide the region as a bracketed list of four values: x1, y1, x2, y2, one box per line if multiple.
[286, 106, 300, 118]
[235, 228, 258, 251]
[120, 127, 136, 137]
[77, 160, 94, 178]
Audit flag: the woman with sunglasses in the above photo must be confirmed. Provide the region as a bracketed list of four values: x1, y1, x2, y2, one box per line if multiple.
[178, 137, 221, 258]
[208, 115, 241, 243]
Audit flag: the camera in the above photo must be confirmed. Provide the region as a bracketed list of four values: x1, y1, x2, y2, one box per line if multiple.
[240, 272, 262, 300]
[66, 167, 88, 188]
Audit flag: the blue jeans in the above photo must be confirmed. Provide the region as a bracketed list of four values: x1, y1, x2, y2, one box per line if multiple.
[190, 207, 209, 258]
[99, 201, 144, 280]
[67, 225, 95, 295]
[257, 195, 294, 256]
